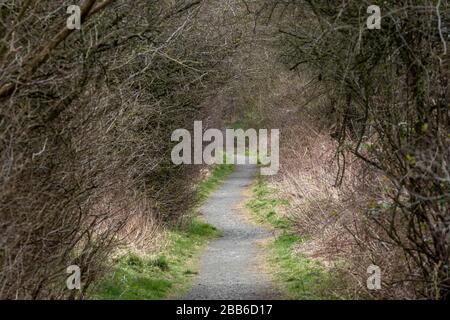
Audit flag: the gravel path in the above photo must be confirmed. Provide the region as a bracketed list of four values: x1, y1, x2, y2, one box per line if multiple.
[184, 162, 280, 300]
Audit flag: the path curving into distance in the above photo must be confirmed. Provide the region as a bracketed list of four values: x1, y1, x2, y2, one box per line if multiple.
[184, 161, 280, 300]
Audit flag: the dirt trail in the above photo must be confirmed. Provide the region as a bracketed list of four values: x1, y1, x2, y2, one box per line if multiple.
[183, 161, 280, 300]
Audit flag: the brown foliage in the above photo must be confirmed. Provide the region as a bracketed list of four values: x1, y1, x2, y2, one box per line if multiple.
[0, 0, 243, 299]
[257, 0, 449, 299]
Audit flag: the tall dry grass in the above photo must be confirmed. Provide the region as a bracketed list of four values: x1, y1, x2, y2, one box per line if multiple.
[242, 0, 449, 299]
[231, 39, 421, 297]
[275, 118, 418, 299]
[0, 0, 248, 299]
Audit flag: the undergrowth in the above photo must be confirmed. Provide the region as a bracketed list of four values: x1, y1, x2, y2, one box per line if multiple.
[246, 176, 342, 300]
[93, 163, 234, 300]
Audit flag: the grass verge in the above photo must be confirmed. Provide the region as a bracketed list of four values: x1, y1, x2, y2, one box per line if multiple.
[93, 163, 234, 300]
[92, 218, 218, 300]
[246, 176, 340, 300]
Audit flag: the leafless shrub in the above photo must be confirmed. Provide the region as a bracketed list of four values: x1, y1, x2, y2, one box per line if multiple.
[255, 0, 449, 299]
[0, 0, 245, 299]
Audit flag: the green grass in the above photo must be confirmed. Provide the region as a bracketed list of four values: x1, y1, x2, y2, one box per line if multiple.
[246, 176, 340, 300]
[92, 217, 218, 300]
[246, 176, 291, 229]
[93, 163, 234, 300]
[224, 120, 244, 129]
[270, 234, 340, 300]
